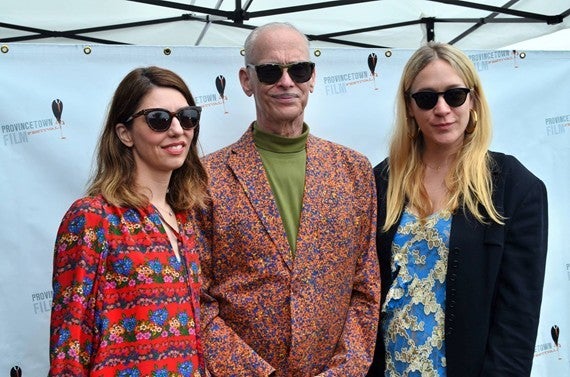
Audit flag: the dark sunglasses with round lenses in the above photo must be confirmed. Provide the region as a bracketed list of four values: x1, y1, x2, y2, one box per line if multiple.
[248, 61, 315, 85]
[410, 88, 471, 110]
[125, 106, 201, 132]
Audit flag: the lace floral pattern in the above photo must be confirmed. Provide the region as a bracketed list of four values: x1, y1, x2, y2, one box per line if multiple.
[382, 206, 451, 377]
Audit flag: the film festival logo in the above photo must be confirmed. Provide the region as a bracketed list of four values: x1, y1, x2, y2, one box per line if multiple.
[215, 75, 229, 114]
[52, 98, 66, 139]
[8, 290, 54, 376]
[552, 325, 562, 360]
[368, 53, 379, 91]
[194, 75, 229, 113]
[535, 324, 563, 360]
[545, 114, 569, 136]
[322, 52, 380, 96]
[9, 365, 22, 377]
[468, 50, 522, 71]
[1, 98, 66, 146]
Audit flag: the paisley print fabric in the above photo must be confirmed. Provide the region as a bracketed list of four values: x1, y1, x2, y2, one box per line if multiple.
[382, 207, 451, 377]
[49, 195, 205, 377]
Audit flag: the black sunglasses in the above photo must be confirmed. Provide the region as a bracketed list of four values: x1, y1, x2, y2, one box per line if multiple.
[248, 61, 315, 85]
[410, 88, 471, 110]
[125, 106, 201, 132]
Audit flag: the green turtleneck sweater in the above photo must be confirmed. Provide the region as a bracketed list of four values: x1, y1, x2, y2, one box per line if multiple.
[253, 123, 308, 257]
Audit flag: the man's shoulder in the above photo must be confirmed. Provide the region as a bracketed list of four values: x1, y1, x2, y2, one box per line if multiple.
[307, 135, 374, 187]
[202, 127, 254, 167]
[203, 144, 233, 164]
[308, 134, 367, 160]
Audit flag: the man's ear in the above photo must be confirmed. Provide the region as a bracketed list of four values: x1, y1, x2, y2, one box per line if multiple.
[309, 69, 316, 93]
[115, 123, 134, 147]
[239, 67, 254, 97]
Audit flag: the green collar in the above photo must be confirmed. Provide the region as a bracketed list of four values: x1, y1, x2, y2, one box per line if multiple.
[253, 123, 309, 153]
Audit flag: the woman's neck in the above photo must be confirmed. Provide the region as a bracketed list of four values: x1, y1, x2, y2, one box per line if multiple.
[135, 173, 171, 207]
[422, 148, 457, 172]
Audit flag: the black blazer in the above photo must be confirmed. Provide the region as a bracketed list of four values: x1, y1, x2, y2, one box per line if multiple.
[367, 151, 548, 377]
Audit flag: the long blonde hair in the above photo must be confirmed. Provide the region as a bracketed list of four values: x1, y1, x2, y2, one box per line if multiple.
[87, 66, 208, 211]
[384, 42, 503, 231]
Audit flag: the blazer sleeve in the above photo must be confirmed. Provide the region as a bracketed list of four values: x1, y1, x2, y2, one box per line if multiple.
[482, 156, 548, 376]
[318, 158, 381, 376]
[194, 203, 276, 377]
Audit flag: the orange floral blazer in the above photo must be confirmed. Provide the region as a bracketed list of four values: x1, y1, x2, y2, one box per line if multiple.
[195, 126, 380, 377]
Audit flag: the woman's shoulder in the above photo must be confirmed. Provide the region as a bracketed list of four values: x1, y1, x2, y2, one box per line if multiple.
[64, 195, 128, 221]
[67, 195, 112, 212]
[489, 151, 543, 183]
[488, 151, 546, 203]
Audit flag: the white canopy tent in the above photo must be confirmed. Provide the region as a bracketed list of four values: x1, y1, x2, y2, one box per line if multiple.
[1, 0, 569, 49]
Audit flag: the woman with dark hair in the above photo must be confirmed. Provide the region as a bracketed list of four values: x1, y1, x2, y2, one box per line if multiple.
[368, 42, 548, 377]
[49, 66, 208, 376]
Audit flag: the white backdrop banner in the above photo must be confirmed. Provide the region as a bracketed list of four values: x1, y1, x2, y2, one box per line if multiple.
[0, 44, 568, 376]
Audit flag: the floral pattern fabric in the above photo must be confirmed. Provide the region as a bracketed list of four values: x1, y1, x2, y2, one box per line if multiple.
[382, 207, 451, 377]
[49, 195, 205, 377]
[196, 127, 380, 376]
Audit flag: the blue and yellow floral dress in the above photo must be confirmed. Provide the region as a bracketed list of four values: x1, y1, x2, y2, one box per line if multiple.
[382, 206, 451, 377]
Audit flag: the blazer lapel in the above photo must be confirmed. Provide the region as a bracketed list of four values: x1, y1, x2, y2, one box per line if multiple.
[295, 135, 321, 247]
[227, 128, 293, 270]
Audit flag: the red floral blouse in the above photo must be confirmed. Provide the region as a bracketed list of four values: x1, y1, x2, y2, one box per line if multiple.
[49, 195, 205, 377]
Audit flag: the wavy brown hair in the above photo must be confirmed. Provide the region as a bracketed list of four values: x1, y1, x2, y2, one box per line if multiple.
[86, 66, 208, 211]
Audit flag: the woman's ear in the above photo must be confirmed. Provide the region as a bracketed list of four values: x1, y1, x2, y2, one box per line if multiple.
[115, 123, 134, 147]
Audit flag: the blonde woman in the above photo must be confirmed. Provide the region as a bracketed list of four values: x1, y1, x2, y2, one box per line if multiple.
[368, 43, 548, 377]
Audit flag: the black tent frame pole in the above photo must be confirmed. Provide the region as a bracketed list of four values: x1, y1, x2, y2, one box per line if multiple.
[0, 1, 568, 47]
